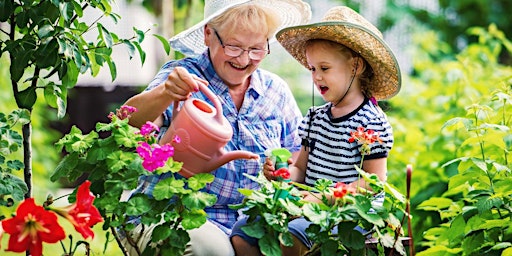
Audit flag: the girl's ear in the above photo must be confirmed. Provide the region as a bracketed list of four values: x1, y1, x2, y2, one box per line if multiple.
[353, 57, 365, 76]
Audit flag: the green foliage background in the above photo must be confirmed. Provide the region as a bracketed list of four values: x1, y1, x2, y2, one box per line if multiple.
[1, 0, 512, 255]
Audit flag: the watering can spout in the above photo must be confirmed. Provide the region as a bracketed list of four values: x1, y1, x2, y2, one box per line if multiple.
[214, 150, 260, 168]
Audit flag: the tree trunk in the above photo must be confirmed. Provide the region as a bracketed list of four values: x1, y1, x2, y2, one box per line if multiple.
[22, 121, 32, 199]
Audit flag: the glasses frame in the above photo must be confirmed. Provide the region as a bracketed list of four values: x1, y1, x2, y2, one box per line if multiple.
[213, 29, 270, 60]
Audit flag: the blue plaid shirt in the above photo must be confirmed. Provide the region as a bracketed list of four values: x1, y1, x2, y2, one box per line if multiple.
[130, 51, 302, 234]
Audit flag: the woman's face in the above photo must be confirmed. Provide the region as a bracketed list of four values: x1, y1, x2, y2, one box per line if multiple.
[306, 41, 359, 104]
[204, 25, 268, 88]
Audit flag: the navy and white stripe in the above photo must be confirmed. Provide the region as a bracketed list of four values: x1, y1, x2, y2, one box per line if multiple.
[298, 98, 393, 187]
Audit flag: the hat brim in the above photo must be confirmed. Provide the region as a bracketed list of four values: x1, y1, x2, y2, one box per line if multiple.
[276, 21, 401, 100]
[169, 0, 311, 57]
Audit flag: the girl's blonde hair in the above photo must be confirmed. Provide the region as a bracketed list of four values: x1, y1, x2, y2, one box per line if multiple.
[306, 39, 375, 98]
[208, 4, 281, 39]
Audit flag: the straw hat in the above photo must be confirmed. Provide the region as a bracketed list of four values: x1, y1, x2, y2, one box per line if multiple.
[169, 0, 312, 57]
[276, 6, 401, 100]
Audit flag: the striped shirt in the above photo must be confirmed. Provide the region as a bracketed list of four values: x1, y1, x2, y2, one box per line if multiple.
[129, 51, 303, 233]
[299, 98, 393, 187]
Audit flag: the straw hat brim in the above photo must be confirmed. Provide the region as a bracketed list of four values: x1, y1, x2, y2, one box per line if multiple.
[276, 21, 401, 100]
[170, 0, 311, 57]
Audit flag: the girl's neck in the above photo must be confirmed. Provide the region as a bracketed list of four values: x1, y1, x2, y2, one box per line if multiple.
[330, 93, 365, 118]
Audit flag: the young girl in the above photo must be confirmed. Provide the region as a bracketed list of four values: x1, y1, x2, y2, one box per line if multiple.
[230, 6, 401, 256]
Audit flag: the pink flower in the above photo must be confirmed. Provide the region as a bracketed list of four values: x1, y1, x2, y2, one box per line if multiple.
[139, 121, 160, 137]
[109, 105, 137, 120]
[136, 142, 175, 172]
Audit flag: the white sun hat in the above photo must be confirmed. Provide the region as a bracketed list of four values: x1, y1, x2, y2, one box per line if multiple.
[169, 0, 312, 57]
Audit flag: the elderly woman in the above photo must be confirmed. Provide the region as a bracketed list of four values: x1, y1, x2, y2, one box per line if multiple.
[121, 0, 311, 255]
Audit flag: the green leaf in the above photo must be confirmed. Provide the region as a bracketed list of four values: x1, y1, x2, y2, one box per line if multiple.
[60, 1, 74, 22]
[476, 197, 503, 213]
[442, 117, 472, 131]
[122, 40, 136, 60]
[153, 34, 171, 55]
[241, 220, 266, 239]
[1, 129, 22, 155]
[302, 203, 329, 226]
[37, 24, 54, 38]
[105, 58, 117, 81]
[62, 60, 78, 88]
[153, 178, 187, 200]
[0, 173, 29, 201]
[461, 231, 484, 254]
[106, 151, 134, 172]
[14, 86, 37, 110]
[98, 23, 113, 48]
[155, 228, 189, 249]
[279, 232, 294, 247]
[0, 0, 15, 22]
[338, 227, 366, 250]
[134, 27, 145, 43]
[418, 197, 453, 211]
[125, 194, 152, 216]
[181, 210, 208, 230]
[476, 219, 510, 230]
[8, 108, 31, 125]
[133, 41, 146, 65]
[35, 38, 59, 69]
[50, 153, 79, 182]
[151, 224, 172, 241]
[6, 159, 24, 170]
[182, 191, 217, 210]
[259, 234, 281, 256]
[187, 173, 215, 191]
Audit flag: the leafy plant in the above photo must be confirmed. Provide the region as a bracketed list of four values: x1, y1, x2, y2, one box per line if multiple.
[232, 173, 304, 256]
[417, 85, 512, 255]
[50, 106, 217, 256]
[0, 109, 30, 206]
[386, 24, 512, 251]
[233, 168, 408, 256]
[301, 169, 408, 256]
[0, 0, 156, 200]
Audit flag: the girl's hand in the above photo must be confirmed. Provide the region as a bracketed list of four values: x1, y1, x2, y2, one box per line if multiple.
[262, 157, 276, 181]
[300, 191, 323, 203]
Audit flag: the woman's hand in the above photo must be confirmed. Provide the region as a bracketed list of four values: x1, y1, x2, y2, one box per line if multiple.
[164, 66, 208, 102]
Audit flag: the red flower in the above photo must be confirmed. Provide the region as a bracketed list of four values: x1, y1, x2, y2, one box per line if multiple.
[1, 198, 66, 256]
[333, 182, 349, 198]
[272, 167, 291, 180]
[55, 180, 103, 239]
[348, 126, 383, 155]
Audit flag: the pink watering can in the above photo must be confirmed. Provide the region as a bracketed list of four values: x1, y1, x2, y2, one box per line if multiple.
[159, 83, 259, 178]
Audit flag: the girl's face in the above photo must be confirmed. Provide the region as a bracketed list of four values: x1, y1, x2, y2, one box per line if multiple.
[306, 40, 360, 104]
[204, 26, 268, 88]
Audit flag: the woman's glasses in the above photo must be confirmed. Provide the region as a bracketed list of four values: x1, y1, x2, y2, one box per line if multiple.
[213, 29, 269, 60]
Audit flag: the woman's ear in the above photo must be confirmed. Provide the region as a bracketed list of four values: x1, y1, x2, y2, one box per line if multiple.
[204, 25, 212, 47]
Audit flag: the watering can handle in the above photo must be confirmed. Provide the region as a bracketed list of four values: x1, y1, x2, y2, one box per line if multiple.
[172, 82, 224, 123]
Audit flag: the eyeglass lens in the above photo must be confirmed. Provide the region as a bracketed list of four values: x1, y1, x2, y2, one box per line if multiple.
[213, 29, 269, 60]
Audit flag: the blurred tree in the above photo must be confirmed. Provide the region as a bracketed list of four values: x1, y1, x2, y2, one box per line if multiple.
[379, 0, 512, 64]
